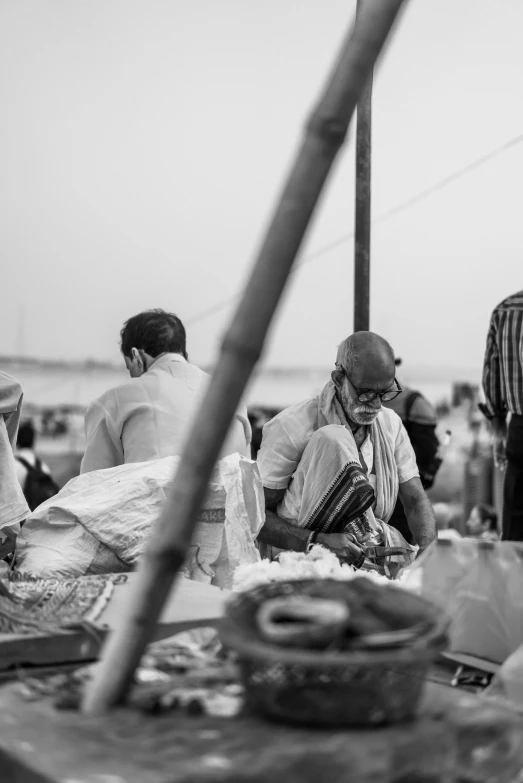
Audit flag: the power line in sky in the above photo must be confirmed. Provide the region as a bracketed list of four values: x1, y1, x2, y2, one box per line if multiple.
[186, 131, 523, 327]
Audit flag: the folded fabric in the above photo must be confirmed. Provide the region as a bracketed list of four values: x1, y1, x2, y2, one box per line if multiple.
[317, 382, 400, 522]
[307, 461, 376, 535]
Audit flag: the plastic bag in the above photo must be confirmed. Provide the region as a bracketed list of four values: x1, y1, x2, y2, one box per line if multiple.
[15, 454, 264, 588]
[403, 538, 523, 665]
[483, 642, 523, 713]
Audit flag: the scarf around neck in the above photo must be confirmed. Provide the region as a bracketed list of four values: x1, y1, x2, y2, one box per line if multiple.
[317, 381, 399, 523]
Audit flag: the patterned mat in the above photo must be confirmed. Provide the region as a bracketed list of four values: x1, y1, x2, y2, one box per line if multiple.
[0, 574, 127, 635]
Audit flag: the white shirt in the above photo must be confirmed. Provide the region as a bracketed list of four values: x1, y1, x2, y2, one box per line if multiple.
[258, 395, 418, 491]
[0, 372, 30, 532]
[81, 354, 251, 474]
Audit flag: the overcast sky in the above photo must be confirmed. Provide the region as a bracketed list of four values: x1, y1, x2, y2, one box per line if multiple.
[1, 0, 522, 371]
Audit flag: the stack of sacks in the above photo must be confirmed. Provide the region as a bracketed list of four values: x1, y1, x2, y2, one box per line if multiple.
[15, 453, 265, 589]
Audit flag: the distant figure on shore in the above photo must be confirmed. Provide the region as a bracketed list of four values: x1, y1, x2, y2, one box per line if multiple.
[0, 372, 30, 557]
[15, 419, 59, 511]
[383, 358, 442, 544]
[81, 309, 251, 473]
[248, 405, 281, 460]
[482, 290, 523, 540]
[466, 503, 499, 541]
[257, 331, 436, 573]
[432, 502, 462, 540]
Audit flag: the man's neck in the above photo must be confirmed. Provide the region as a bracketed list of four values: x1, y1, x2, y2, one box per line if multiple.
[146, 352, 185, 371]
[352, 423, 368, 449]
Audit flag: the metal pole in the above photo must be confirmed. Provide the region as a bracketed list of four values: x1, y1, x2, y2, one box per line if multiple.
[354, 0, 373, 332]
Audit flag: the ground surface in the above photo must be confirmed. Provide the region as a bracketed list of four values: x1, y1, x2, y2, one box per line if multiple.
[0, 679, 521, 783]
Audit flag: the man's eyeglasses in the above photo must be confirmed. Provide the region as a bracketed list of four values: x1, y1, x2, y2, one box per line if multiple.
[337, 366, 402, 403]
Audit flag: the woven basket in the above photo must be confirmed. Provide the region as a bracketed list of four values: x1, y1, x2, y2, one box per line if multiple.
[220, 579, 448, 727]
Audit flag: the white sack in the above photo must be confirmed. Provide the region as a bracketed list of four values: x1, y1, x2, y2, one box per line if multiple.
[15, 454, 264, 588]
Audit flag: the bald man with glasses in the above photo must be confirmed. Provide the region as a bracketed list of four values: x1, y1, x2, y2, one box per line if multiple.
[257, 332, 436, 572]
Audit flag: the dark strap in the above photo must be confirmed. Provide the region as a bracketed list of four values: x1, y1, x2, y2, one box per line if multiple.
[16, 456, 44, 474]
[16, 456, 33, 472]
[404, 391, 422, 423]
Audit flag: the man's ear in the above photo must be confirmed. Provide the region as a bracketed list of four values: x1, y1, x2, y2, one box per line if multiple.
[131, 347, 144, 370]
[331, 369, 344, 389]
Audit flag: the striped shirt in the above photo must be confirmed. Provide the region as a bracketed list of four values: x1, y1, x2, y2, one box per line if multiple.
[482, 291, 523, 418]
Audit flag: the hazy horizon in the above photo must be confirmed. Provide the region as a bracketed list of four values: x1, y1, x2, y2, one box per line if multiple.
[5, 359, 481, 411]
[0, 353, 483, 383]
[2, 0, 522, 371]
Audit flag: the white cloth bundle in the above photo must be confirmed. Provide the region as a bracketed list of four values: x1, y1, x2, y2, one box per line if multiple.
[16, 453, 264, 588]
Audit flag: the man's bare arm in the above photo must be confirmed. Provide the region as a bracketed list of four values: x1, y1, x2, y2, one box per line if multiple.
[258, 509, 312, 552]
[397, 477, 437, 551]
[258, 487, 310, 552]
[259, 487, 364, 564]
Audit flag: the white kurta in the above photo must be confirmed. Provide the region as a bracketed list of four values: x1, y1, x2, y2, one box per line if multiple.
[81, 353, 251, 473]
[0, 371, 30, 535]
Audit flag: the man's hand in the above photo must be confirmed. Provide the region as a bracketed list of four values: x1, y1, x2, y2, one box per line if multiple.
[491, 417, 508, 472]
[316, 533, 363, 565]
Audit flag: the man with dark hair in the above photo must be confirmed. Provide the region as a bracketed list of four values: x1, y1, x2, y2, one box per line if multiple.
[81, 309, 251, 473]
[119, 309, 188, 366]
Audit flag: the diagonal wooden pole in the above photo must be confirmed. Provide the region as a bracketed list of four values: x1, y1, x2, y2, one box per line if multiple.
[83, 0, 408, 715]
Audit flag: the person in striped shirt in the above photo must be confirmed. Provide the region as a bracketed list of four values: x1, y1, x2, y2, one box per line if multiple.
[482, 290, 523, 540]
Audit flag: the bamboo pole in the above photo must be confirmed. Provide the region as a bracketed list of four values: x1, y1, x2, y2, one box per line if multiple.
[83, 0, 408, 715]
[354, 0, 373, 332]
